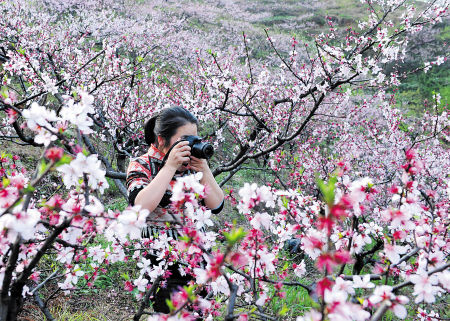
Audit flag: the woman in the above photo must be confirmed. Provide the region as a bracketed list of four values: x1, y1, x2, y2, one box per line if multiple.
[126, 106, 224, 313]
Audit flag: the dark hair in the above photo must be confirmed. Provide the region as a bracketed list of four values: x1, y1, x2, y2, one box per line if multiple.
[144, 106, 198, 147]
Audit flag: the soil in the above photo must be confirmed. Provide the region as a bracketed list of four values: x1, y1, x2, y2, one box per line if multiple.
[18, 288, 138, 321]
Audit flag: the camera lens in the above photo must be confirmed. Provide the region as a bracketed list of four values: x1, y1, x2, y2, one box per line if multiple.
[192, 141, 214, 159]
[202, 144, 214, 159]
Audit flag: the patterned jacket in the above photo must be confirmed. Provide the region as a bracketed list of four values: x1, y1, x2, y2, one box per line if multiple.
[126, 144, 195, 228]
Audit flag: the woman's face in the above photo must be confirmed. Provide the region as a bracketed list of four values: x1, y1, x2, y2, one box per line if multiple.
[164, 122, 197, 171]
[159, 122, 198, 164]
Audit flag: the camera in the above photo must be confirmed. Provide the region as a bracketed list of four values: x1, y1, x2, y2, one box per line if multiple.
[181, 135, 214, 159]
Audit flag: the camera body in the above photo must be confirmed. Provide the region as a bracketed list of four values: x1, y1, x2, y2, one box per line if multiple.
[181, 135, 214, 159]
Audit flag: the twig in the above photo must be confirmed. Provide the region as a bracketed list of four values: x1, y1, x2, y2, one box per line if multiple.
[31, 270, 59, 295]
[82, 134, 128, 197]
[33, 290, 56, 321]
[369, 301, 390, 321]
[14, 49, 106, 108]
[392, 262, 450, 292]
[252, 311, 279, 321]
[133, 275, 162, 321]
[224, 274, 239, 321]
[242, 32, 253, 84]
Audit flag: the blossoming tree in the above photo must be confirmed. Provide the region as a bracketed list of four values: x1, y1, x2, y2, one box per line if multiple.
[0, 0, 448, 320]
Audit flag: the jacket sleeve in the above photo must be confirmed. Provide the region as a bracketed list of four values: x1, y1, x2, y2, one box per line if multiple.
[126, 158, 152, 206]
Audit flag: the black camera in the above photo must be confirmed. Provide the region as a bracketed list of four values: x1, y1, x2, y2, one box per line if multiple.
[181, 135, 214, 159]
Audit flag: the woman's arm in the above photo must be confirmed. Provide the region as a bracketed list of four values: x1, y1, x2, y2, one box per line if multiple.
[190, 157, 224, 210]
[134, 165, 177, 212]
[135, 141, 191, 212]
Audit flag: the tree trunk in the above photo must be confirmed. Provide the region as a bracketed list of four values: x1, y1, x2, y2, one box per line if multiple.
[0, 294, 22, 321]
[0, 301, 8, 321]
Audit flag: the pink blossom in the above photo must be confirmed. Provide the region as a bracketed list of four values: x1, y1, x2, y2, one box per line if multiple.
[296, 310, 321, 321]
[116, 205, 149, 240]
[368, 286, 409, 319]
[45, 147, 64, 161]
[352, 275, 375, 289]
[437, 270, 450, 290]
[250, 212, 272, 230]
[383, 242, 408, 264]
[293, 260, 306, 278]
[21, 102, 58, 132]
[194, 208, 213, 229]
[133, 276, 148, 292]
[301, 229, 325, 260]
[417, 308, 440, 321]
[410, 271, 441, 303]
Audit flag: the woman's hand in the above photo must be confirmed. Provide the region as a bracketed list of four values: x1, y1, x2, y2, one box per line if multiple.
[189, 156, 224, 210]
[165, 141, 191, 170]
[189, 156, 209, 173]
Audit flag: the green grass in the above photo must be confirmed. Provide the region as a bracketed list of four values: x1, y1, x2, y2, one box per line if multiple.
[47, 308, 108, 321]
[396, 65, 450, 116]
[436, 24, 450, 41]
[268, 284, 315, 318]
[105, 198, 128, 212]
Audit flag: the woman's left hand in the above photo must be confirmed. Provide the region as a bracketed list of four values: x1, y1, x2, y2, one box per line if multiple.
[189, 156, 209, 173]
[189, 156, 224, 210]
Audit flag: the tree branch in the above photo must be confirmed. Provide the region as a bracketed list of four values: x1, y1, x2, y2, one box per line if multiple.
[133, 275, 162, 321]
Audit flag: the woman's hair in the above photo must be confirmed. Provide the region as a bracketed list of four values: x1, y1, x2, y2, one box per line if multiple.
[144, 106, 198, 148]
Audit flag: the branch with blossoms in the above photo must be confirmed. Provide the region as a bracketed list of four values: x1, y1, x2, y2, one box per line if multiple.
[0, 99, 448, 321]
[0, 87, 156, 319]
[138, 147, 448, 321]
[1, 0, 448, 193]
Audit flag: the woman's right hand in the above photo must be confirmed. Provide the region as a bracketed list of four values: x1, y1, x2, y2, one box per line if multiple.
[165, 141, 191, 170]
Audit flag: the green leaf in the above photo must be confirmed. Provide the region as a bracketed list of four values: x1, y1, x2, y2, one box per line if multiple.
[2, 177, 10, 188]
[398, 122, 409, 133]
[223, 227, 247, 246]
[0, 86, 8, 99]
[55, 154, 72, 167]
[38, 159, 48, 175]
[183, 284, 196, 301]
[316, 175, 337, 206]
[179, 235, 190, 243]
[165, 299, 175, 312]
[23, 185, 35, 193]
[281, 196, 289, 208]
[279, 304, 289, 316]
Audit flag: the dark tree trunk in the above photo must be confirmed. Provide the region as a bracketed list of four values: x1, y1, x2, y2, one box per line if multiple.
[0, 294, 22, 321]
[116, 129, 127, 173]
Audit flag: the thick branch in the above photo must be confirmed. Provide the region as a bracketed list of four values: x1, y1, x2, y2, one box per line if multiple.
[12, 217, 73, 294]
[31, 270, 59, 295]
[12, 121, 43, 147]
[1, 237, 21, 300]
[33, 290, 55, 321]
[224, 274, 239, 321]
[82, 134, 128, 198]
[133, 275, 162, 321]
